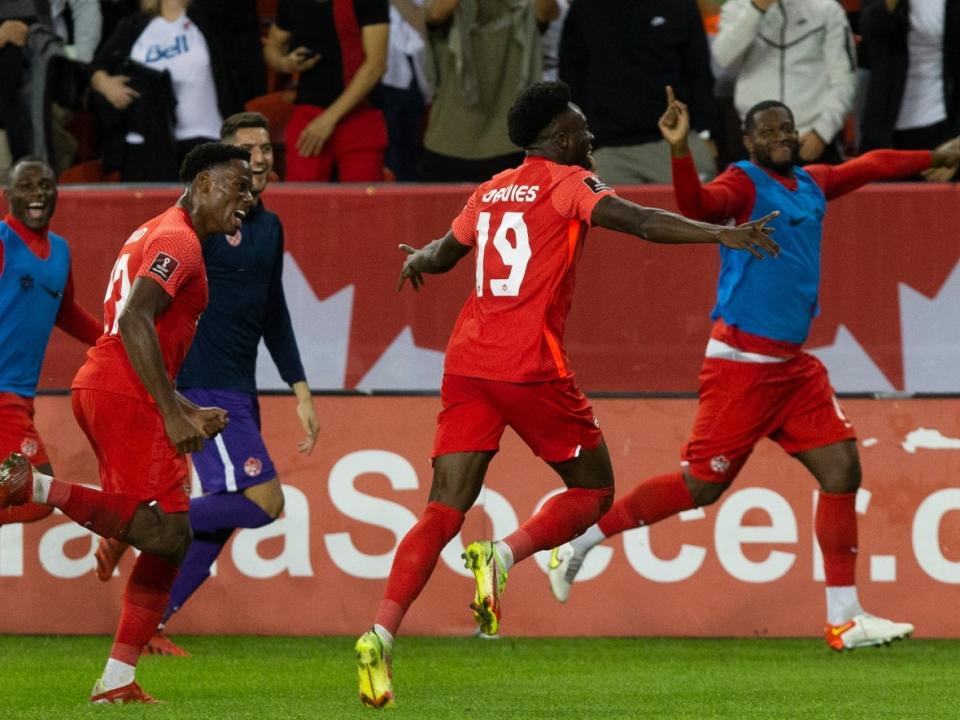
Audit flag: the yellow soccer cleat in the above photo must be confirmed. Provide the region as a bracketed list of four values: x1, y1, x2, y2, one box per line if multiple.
[462, 541, 509, 636]
[356, 629, 395, 709]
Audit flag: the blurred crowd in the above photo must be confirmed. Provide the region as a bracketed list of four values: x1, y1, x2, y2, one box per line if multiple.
[0, 0, 956, 184]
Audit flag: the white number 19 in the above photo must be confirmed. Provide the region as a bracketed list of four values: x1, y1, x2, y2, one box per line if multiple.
[475, 211, 531, 297]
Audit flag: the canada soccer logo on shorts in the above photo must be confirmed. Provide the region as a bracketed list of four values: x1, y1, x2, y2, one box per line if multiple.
[20, 437, 38, 457]
[243, 457, 263, 477]
[710, 455, 730, 474]
[226, 229, 242, 247]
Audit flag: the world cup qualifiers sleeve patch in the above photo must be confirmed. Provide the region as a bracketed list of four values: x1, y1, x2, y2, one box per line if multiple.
[583, 176, 611, 194]
[148, 253, 180, 281]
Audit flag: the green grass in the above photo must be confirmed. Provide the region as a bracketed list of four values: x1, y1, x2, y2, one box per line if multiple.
[1, 635, 958, 719]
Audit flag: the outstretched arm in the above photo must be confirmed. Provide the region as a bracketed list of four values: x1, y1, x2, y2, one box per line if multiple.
[591, 196, 780, 259]
[397, 231, 472, 291]
[807, 140, 960, 199]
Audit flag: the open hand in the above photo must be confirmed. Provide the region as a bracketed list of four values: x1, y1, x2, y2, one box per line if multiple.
[718, 211, 780, 259]
[924, 136, 960, 181]
[296, 111, 337, 157]
[397, 244, 424, 291]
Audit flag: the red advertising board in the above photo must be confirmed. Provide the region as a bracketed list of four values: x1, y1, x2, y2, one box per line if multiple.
[4, 182, 959, 394]
[2, 396, 958, 638]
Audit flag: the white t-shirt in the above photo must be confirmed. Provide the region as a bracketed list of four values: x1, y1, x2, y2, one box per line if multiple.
[127, 12, 222, 143]
[895, 0, 946, 131]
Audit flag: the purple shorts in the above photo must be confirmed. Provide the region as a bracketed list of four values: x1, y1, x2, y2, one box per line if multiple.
[183, 388, 277, 494]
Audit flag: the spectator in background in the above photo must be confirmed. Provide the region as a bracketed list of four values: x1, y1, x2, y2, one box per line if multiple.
[51, 0, 102, 62]
[0, 2, 97, 178]
[560, 0, 717, 184]
[540, 0, 568, 81]
[378, 0, 431, 181]
[417, 0, 558, 183]
[89, 0, 241, 181]
[98, 0, 139, 47]
[0, 14, 33, 178]
[190, 0, 266, 103]
[264, 0, 389, 182]
[859, 0, 960, 154]
[713, 0, 856, 164]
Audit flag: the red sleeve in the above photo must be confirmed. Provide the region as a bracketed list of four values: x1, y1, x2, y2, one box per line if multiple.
[550, 170, 616, 224]
[451, 191, 480, 246]
[55, 268, 102, 345]
[672, 155, 755, 224]
[804, 150, 933, 200]
[135, 231, 203, 297]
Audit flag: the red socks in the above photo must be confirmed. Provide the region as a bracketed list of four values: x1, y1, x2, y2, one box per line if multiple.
[0, 503, 54, 524]
[503, 486, 614, 565]
[110, 553, 179, 665]
[816, 491, 857, 586]
[375, 502, 465, 636]
[47, 480, 141, 540]
[597, 472, 694, 537]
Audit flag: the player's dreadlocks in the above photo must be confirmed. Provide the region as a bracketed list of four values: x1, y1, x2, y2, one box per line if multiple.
[507, 81, 572, 149]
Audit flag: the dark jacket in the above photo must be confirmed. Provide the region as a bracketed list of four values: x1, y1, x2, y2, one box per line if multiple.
[860, 0, 960, 151]
[89, 8, 242, 174]
[559, 0, 716, 148]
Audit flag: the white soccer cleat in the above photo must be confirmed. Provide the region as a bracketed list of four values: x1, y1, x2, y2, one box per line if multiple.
[547, 543, 585, 603]
[824, 613, 914, 651]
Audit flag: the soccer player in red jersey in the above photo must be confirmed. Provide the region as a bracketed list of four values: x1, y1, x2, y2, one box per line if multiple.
[354, 81, 780, 708]
[547, 88, 960, 652]
[0, 143, 254, 704]
[0, 158, 101, 525]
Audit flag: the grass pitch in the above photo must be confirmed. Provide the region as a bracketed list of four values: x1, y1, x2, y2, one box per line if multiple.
[1, 634, 957, 719]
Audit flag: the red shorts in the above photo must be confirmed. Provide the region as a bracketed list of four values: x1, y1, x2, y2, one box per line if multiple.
[285, 104, 387, 182]
[0, 392, 50, 466]
[72, 389, 190, 512]
[682, 353, 856, 483]
[433, 374, 603, 463]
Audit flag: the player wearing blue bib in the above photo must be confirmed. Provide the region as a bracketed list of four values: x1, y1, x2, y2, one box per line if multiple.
[547, 90, 960, 651]
[0, 158, 101, 525]
[94, 113, 320, 656]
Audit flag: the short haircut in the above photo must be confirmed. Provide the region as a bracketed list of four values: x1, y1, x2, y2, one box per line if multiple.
[507, 81, 572, 149]
[743, 100, 795, 133]
[179, 142, 251, 184]
[7, 156, 53, 187]
[220, 111, 270, 140]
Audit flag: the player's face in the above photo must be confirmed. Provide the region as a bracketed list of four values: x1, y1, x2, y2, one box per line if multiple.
[225, 127, 273, 197]
[205, 159, 255, 235]
[4, 161, 57, 231]
[745, 107, 799, 175]
[561, 105, 595, 170]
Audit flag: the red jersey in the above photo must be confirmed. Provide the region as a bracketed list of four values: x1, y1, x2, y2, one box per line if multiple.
[446, 156, 615, 382]
[73, 206, 207, 403]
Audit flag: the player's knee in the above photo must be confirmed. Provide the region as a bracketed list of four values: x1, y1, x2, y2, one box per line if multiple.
[244, 479, 284, 520]
[596, 487, 614, 516]
[821, 454, 862, 494]
[684, 472, 728, 507]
